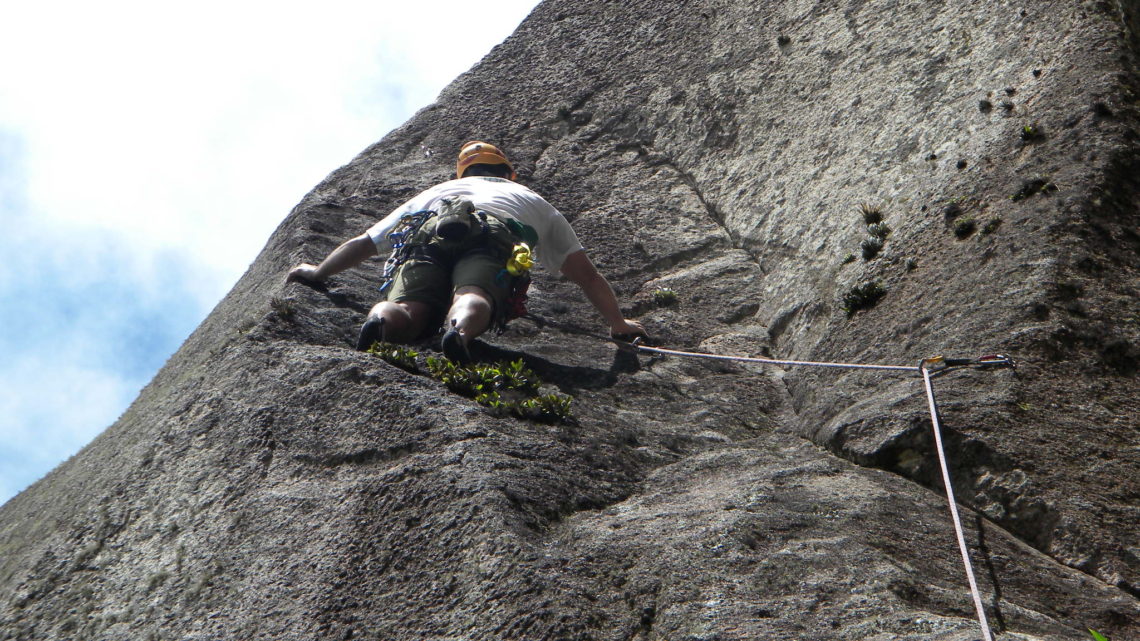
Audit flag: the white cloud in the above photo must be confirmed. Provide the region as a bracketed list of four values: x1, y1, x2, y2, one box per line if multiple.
[0, 0, 540, 504]
[2, 0, 538, 279]
[0, 354, 142, 490]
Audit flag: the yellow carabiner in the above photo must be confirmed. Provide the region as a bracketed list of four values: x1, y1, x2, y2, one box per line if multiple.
[506, 243, 534, 276]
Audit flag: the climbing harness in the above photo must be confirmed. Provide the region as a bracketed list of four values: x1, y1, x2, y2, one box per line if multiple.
[378, 206, 495, 292]
[380, 207, 532, 334]
[378, 209, 435, 293]
[620, 338, 1012, 641]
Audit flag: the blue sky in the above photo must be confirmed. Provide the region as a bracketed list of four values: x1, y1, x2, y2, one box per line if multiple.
[0, 0, 541, 505]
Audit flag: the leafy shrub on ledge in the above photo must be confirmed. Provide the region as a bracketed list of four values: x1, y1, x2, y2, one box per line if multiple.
[653, 287, 679, 306]
[475, 391, 574, 423]
[425, 356, 571, 423]
[367, 342, 419, 372]
[426, 357, 540, 396]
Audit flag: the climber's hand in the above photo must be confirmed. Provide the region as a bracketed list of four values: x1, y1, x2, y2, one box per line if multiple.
[286, 263, 325, 285]
[610, 319, 648, 343]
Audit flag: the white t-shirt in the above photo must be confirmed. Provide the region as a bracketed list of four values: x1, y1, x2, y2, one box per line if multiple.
[366, 177, 584, 273]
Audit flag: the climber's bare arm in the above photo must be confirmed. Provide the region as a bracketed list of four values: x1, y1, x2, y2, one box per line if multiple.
[287, 233, 377, 284]
[559, 250, 646, 339]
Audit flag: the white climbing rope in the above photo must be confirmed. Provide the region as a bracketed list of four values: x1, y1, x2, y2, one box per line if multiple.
[628, 340, 1005, 641]
[632, 343, 922, 372]
[922, 364, 995, 641]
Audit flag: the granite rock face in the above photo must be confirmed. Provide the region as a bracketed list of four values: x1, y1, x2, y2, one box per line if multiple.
[2, 1, 1139, 639]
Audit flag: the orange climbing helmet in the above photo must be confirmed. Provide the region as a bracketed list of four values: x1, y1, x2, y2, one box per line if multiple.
[456, 141, 516, 180]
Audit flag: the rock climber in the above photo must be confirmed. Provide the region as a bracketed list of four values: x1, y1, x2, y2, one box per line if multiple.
[286, 140, 646, 363]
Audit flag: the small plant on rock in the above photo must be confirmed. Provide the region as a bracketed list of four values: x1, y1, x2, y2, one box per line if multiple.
[477, 391, 574, 423]
[492, 358, 541, 394]
[867, 222, 892, 240]
[426, 356, 487, 395]
[1088, 630, 1109, 641]
[859, 203, 883, 225]
[1011, 177, 1058, 201]
[861, 236, 884, 260]
[474, 391, 506, 411]
[852, 205, 891, 260]
[981, 218, 1003, 235]
[1020, 122, 1045, 143]
[842, 281, 886, 317]
[368, 342, 419, 372]
[953, 217, 977, 239]
[524, 393, 575, 423]
[842, 252, 856, 265]
[269, 296, 295, 320]
[426, 357, 569, 421]
[653, 287, 678, 307]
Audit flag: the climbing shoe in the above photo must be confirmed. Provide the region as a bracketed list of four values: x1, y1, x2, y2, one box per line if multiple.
[441, 327, 472, 364]
[355, 318, 385, 352]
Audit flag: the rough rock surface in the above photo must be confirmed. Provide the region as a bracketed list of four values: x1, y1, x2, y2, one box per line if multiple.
[2, 1, 1138, 639]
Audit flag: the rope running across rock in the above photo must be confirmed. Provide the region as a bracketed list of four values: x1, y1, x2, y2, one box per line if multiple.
[625, 337, 1013, 641]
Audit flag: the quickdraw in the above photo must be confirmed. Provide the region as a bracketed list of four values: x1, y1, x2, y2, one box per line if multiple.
[506, 242, 534, 276]
[496, 243, 534, 333]
[920, 354, 1015, 374]
[378, 209, 434, 292]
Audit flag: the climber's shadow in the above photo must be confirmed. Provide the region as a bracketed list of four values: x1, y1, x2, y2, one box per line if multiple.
[469, 340, 640, 393]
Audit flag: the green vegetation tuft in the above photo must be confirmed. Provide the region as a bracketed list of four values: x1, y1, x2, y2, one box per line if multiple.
[851, 206, 891, 261]
[1088, 630, 1109, 641]
[426, 357, 539, 396]
[861, 236, 884, 260]
[269, 296, 295, 320]
[367, 342, 419, 372]
[653, 287, 679, 306]
[1011, 177, 1058, 201]
[366, 344, 571, 423]
[1020, 122, 1045, 142]
[842, 252, 856, 265]
[867, 222, 892, 240]
[981, 218, 1003, 235]
[842, 281, 887, 317]
[476, 390, 574, 423]
[859, 203, 883, 225]
[424, 356, 571, 422]
[953, 217, 977, 239]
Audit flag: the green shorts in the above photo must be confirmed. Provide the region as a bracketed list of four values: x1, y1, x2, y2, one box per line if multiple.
[385, 213, 520, 319]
